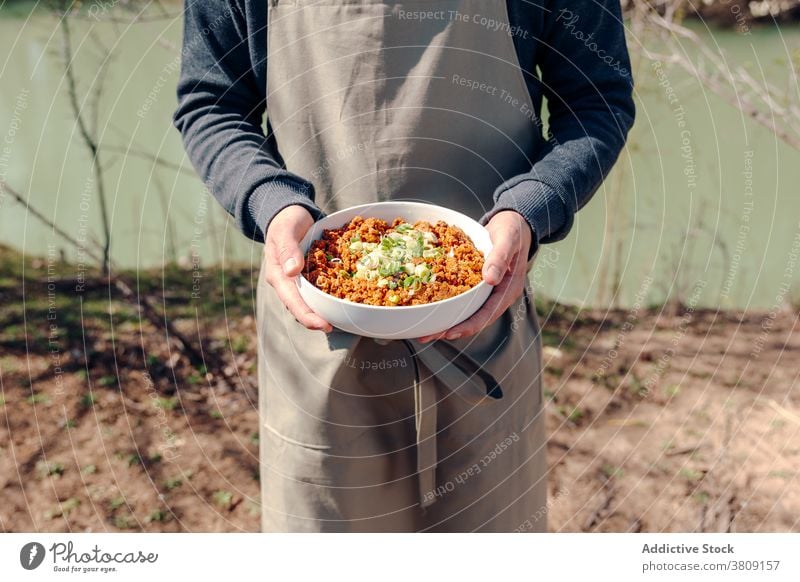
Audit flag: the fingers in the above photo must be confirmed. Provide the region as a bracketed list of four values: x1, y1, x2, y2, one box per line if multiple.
[273, 268, 333, 332]
[268, 204, 315, 275]
[483, 211, 532, 286]
[263, 206, 332, 333]
[276, 236, 304, 277]
[483, 218, 524, 285]
[418, 268, 524, 343]
[265, 243, 332, 332]
[483, 233, 514, 286]
[418, 215, 531, 343]
[446, 277, 518, 339]
[416, 288, 505, 343]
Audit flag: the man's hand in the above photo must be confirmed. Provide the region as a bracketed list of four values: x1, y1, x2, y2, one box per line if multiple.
[263, 205, 333, 332]
[418, 210, 532, 343]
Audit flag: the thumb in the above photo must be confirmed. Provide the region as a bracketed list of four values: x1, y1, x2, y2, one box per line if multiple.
[275, 232, 305, 276]
[483, 235, 513, 286]
[267, 204, 314, 276]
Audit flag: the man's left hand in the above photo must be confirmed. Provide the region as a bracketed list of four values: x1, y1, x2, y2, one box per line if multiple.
[417, 210, 533, 343]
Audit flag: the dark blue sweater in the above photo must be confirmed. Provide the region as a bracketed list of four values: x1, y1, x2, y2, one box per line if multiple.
[173, 0, 635, 252]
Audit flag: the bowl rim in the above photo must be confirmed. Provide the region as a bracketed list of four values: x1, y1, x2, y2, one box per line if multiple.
[296, 201, 494, 312]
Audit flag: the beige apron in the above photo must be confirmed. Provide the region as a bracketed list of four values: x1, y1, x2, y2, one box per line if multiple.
[257, 0, 547, 532]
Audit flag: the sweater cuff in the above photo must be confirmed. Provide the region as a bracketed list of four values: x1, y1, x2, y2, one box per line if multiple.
[246, 178, 325, 242]
[481, 179, 570, 259]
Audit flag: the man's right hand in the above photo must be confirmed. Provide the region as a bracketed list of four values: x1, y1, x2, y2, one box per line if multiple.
[263, 205, 333, 332]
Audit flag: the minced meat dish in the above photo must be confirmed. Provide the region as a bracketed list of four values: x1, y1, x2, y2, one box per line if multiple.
[303, 216, 485, 306]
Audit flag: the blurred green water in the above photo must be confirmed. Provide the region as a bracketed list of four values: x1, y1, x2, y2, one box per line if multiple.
[0, 7, 798, 308]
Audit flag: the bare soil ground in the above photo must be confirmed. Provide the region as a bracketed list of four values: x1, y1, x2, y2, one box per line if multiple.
[1, 246, 798, 532]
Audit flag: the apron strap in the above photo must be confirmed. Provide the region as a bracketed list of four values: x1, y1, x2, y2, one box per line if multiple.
[414, 372, 438, 509]
[401, 339, 504, 508]
[409, 340, 504, 403]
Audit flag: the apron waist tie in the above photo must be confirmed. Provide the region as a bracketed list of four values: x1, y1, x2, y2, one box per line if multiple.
[400, 339, 505, 508]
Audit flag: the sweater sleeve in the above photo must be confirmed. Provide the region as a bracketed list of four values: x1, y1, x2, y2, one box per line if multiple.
[173, 0, 323, 243]
[483, 0, 635, 254]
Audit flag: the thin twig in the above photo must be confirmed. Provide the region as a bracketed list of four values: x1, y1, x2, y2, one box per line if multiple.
[0, 182, 104, 264]
[59, 13, 113, 271]
[635, 3, 800, 150]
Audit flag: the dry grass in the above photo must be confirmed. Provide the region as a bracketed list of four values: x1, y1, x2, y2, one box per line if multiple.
[1, 246, 797, 532]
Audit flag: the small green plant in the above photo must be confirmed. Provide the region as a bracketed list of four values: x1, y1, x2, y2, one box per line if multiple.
[693, 491, 711, 504]
[679, 467, 704, 481]
[113, 514, 137, 529]
[27, 392, 49, 405]
[541, 329, 563, 348]
[212, 490, 234, 510]
[249, 432, 259, 444]
[146, 509, 169, 523]
[98, 375, 118, 387]
[209, 409, 223, 419]
[0, 395, 6, 407]
[148, 452, 163, 463]
[125, 454, 142, 467]
[0, 357, 20, 374]
[81, 464, 97, 475]
[163, 477, 183, 491]
[108, 496, 126, 510]
[146, 354, 159, 367]
[601, 464, 624, 479]
[36, 460, 65, 478]
[628, 376, 647, 397]
[155, 397, 178, 411]
[231, 335, 249, 354]
[80, 393, 97, 407]
[44, 497, 81, 520]
[63, 419, 77, 429]
[557, 405, 584, 423]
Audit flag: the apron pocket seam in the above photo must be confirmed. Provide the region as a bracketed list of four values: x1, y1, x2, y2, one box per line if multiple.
[264, 421, 336, 451]
[264, 420, 376, 453]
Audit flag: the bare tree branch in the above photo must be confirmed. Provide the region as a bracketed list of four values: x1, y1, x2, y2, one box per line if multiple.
[59, 13, 113, 271]
[0, 182, 105, 264]
[633, 1, 800, 149]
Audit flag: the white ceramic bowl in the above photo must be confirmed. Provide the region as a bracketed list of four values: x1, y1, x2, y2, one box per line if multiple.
[297, 201, 493, 339]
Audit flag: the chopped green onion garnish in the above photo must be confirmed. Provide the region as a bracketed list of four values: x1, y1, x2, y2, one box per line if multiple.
[345, 224, 441, 287]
